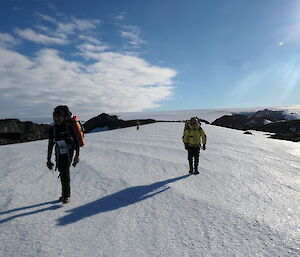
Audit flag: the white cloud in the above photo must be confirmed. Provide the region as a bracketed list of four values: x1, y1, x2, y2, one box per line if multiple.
[0, 46, 176, 117]
[78, 43, 109, 53]
[0, 33, 20, 47]
[14, 14, 101, 46]
[0, 13, 176, 117]
[72, 18, 100, 30]
[15, 28, 68, 45]
[77, 37, 110, 59]
[39, 14, 100, 35]
[121, 25, 145, 46]
[115, 14, 125, 20]
[78, 35, 102, 44]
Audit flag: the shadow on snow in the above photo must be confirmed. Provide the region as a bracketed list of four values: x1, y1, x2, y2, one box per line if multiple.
[57, 174, 191, 226]
[0, 201, 62, 224]
[0, 200, 61, 216]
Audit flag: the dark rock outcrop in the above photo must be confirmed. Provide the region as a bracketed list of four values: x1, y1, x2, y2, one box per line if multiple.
[83, 113, 157, 133]
[211, 109, 288, 130]
[0, 113, 211, 145]
[258, 120, 300, 142]
[197, 118, 210, 125]
[269, 132, 300, 142]
[0, 119, 50, 145]
[211, 109, 300, 142]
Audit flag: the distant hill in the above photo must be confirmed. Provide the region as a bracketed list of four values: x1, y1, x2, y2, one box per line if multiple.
[211, 109, 300, 142]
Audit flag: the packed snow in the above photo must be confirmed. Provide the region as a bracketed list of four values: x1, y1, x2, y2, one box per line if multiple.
[0, 109, 299, 257]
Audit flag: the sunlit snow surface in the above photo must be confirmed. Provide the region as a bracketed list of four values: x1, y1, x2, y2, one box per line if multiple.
[0, 108, 299, 257]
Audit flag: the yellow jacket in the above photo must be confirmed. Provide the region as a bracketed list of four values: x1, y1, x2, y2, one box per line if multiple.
[182, 122, 207, 147]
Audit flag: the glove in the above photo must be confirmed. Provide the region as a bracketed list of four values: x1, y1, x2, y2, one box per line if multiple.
[72, 155, 80, 167]
[184, 143, 189, 150]
[46, 160, 54, 170]
[203, 144, 206, 150]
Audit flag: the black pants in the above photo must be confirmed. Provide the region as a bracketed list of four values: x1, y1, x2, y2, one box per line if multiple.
[188, 147, 200, 170]
[57, 153, 73, 198]
[188, 147, 200, 159]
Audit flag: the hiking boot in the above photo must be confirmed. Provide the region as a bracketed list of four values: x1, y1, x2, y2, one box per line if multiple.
[62, 198, 70, 204]
[58, 196, 63, 202]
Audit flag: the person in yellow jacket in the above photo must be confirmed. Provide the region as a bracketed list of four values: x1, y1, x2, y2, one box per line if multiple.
[182, 117, 207, 174]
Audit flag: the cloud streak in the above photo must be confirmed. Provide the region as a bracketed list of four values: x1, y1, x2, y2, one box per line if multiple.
[15, 28, 69, 45]
[38, 14, 100, 34]
[121, 25, 145, 46]
[0, 33, 20, 47]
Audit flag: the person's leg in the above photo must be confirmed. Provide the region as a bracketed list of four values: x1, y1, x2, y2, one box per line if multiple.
[194, 147, 200, 173]
[187, 148, 193, 173]
[58, 154, 71, 200]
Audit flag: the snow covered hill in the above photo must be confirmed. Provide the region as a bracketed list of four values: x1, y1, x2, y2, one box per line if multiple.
[0, 118, 299, 256]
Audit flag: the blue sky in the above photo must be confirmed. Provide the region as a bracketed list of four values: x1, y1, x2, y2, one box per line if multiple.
[0, 0, 299, 118]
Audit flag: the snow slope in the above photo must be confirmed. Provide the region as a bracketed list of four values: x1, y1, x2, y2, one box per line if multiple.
[0, 121, 299, 256]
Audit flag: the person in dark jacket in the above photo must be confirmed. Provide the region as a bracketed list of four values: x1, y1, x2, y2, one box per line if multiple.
[46, 106, 80, 204]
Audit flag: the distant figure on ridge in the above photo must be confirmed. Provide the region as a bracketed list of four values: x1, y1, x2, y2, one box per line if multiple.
[46, 105, 85, 204]
[136, 120, 140, 130]
[182, 117, 207, 174]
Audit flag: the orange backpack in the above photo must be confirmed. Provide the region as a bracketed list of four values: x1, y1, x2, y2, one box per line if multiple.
[70, 116, 85, 147]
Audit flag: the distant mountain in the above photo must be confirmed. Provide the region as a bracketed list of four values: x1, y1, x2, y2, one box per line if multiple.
[211, 109, 300, 142]
[0, 119, 50, 145]
[0, 113, 182, 145]
[1, 108, 298, 145]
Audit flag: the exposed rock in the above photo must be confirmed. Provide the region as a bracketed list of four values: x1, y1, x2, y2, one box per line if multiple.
[211, 109, 289, 130]
[0, 119, 50, 145]
[256, 119, 300, 133]
[197, 118, 210, 125]
[0, 113, 212, 146]
[83, 113, 157, 133]
[211, 114, 250, 130]
[211, 109, 300, 142]
[244, 131, 253, 135]
[269, 132, 300, 142]
[250, 109, 286, 121]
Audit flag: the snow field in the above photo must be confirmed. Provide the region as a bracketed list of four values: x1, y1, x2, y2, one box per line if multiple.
[0, 122, 299, 257]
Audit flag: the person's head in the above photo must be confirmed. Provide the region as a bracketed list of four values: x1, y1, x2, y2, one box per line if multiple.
[53, 105, 71, 125]
[190, 117, 198, 126]
[53, 110, 65, 125]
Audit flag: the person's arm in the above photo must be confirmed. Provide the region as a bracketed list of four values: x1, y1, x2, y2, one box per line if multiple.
[72, 143, 80, 167]
[200, 129, 207, 149]
[74, 144, 80, 158]
[182, 126, 190, 150]
[46, 128, 55, 170]
[47, 138, 54, 161]
[70, 124, 80, 166]
[182, 128, 187, 143]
